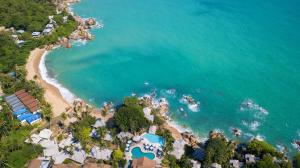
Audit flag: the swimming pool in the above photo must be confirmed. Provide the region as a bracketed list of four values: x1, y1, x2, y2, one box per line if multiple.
[131, 147, 155, 160]
[143, 133, 165, 146]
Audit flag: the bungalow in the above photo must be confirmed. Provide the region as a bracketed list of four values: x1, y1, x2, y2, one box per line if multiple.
[32, 32, 41, 38]
[230, 159, 243, 168]
[211, 163, 222, 168]
[132, 157, 156, 168]
[43, 28, 53, 35]
[245, 154, 257, 164]
[16, 29, 25, 34]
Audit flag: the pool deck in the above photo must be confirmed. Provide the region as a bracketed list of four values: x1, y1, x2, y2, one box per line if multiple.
[125, 134, 163, 165]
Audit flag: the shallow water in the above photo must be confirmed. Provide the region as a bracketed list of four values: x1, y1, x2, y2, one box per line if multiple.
[46, 0, 300, 151]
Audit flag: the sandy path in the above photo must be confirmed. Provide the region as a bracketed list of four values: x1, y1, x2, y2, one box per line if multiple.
[26, 48, 70, 117]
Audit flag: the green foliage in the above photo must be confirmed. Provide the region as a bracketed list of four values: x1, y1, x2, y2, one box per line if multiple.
[0, 127, 42, 168]
[156, 127, 174, 152]
[247, 140, 282, 158]
[203, 137, 234, 168]
[112, 148, 124, 161]
[0, 0, 56, 32]
[114, 97, 150, 133]
[161, 154, 192, 168]
[71, 115, 96, 150]
[294, 153, 300, 168]
[255, 155, 280, 168]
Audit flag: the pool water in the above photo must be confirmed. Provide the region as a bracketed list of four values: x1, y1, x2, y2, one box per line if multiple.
[143, 133, 165, 146]
[131, 147, 155, 160]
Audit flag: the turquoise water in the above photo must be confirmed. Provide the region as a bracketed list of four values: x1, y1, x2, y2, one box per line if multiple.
[143, 133, 165, 146]
[46, 0, 300, 151]
[131, 147, 155, 160]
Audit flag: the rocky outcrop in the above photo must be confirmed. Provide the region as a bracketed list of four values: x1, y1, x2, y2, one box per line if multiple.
[182, 132, 199, 149]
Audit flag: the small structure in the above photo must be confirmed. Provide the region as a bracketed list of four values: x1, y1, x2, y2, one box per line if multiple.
[16, 40, 25, 47]
[43, 28, 53, 35]
[191, 160, 201, 168]
[90, 146, 112, 160]
[245, 154, 256, 164]
[70, 149, 87, 164]
[211, 163, 222, 168]
[148, 125, 157, 134]
[104, 133, 113, 142]
[32, 32, 41, 38]
[92, 119, 105, 128]
[46, 24, 54, 29]
[143, 107, 154, 122]
[63, 16, 68, 23]
[132, 157, 156, 168]
[170, 139, 186, 159]
[117, 132, 134, 141]
[16, 29, 25, 34]
[230, 159, 243, 168]
[39, 129, 52, 139]
[133, 135, 142, 142]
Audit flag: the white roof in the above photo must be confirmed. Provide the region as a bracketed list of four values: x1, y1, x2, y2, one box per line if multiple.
[90, 146, 112, 160]
[191, 160, 201, 168]
[17, 30, 25, 33]
[117, 132, 134, 140]
[92, 119, 106, 128]
[104, 133, 113, 142]
[52, 151, 70, 164]
[230, 160, 241, 168]
[39, 129, 52, 139]
[211, 163, 222, 168]
[40, 160, 51, 168]
[39, 139, 57, 148]
[133, 135, 142, 142]
[143, 107, 154, 122]
[149, 125, 157, 134]
[46, 24, 54, 28]
[32, 32, 41, 36]
[71, 149, 86, 164]
[30, 133, 42, 144]
[43, 28, 52, 33]
[170, 139, 186, 159]
[43, 146, 59, 157]
[58, 134, 73, 148]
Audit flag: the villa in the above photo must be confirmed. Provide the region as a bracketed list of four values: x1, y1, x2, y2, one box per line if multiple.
[32, 31, 41, 38]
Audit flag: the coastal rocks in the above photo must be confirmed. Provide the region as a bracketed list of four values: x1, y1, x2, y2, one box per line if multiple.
[181, 132, 199, 149]
[85, 18, 96, 27]
[180, 95, 200, 112]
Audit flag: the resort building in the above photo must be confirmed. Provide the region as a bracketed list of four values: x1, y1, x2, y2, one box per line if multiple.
[211, 163, 222, 168]
[132, 157, 156, 168]
[32, 32, 41, 38]
[5, 89, 41, 125]
[245, 154, 257, 164]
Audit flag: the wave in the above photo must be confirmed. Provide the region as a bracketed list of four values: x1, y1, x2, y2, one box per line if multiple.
[72, 39, 88, 46]
[242, 120, 261, 131]
[240, 98, 269, 119]
[39, 51, 76, 103]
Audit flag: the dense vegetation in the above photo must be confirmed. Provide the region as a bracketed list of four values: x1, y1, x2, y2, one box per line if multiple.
[0, 0, 78, 167]
[202, 136, 234, 168]
[71, 115, 96, 151]
[114, 97, 150, 133]
[0, 0, 56, 32]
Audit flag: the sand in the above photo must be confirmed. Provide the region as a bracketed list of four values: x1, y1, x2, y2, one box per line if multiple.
[26, 48, 70, 117]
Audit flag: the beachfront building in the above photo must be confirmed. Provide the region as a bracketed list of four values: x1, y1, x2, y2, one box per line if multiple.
[131, 157, 156, 168]
[4, 89, 41, 125]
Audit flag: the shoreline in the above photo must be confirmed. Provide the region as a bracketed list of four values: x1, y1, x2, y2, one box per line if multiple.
[26, 48, 71, 117]
[23, 0, 192, 142]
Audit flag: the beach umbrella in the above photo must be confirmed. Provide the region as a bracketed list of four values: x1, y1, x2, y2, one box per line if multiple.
[127, 140, 132, 144]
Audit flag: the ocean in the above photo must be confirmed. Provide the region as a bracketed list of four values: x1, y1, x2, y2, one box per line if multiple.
[45, 0, 300, 151]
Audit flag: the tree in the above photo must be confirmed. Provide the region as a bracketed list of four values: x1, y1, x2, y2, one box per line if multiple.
[256, 155, 279, 168]
[114, 97, 150, 133]
[112, 148, 124, 161]
[202, 137, 234, 168]
[294, 153, 300, 168]
[156, 128, 174, 152]
[247, 140, 282, 158]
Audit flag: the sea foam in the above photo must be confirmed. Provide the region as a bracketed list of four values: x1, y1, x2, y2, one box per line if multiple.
[39, 51, 76, 103]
